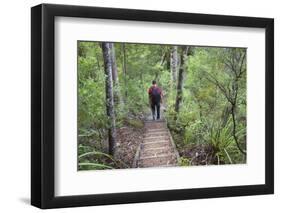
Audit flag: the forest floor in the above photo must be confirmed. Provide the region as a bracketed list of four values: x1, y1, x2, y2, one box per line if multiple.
[169, 130, 220, 165]
[179, 143, 218, 165]
[115, 122, 145, 169]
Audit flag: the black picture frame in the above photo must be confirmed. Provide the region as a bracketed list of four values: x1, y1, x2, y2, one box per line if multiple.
[31, 3, 274, 209]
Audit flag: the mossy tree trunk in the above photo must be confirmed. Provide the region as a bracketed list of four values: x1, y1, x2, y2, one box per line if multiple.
[121, 43, 128, 101]
[174, 46, 191, 118]
[170, 46, 178, 84]
[101, 42, 116, 156]
[109, 43, 124, 108]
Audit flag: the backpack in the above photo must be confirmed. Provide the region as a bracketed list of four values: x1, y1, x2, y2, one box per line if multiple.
[150, 86, 161, 103]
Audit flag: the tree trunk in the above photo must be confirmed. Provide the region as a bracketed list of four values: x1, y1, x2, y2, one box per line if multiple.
[231, 104, 246, 155]
[121, 43, 128, 100]
[101, 42, 116, 156]
[109, 43, 118, 82]
[170, 46, 178, 83]
[174, 46, 190, 117]
[109, 43, 123, 107]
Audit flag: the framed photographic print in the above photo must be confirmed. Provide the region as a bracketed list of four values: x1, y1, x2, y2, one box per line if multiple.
[31, 3, 274, 209]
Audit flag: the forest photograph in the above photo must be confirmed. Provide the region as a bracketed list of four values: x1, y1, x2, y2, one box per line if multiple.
[77, 41, 247, 171]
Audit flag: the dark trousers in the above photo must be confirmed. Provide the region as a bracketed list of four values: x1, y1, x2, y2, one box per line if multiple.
[151, 102, 160, 120]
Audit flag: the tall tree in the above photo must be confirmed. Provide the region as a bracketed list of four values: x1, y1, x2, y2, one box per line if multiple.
[121, 43, 128, 100]
[109, 43, 118, 82]
[170, 46, 178, 83]
[109, 43, 123, 106]
[101, 42, 116, 156]
[174, 46, 191, 117]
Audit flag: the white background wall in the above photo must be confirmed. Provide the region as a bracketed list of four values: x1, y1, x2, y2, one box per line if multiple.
[0, 0, 279, 212]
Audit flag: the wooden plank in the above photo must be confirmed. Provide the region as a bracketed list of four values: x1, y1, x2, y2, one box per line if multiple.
[139, 154, 174, 160]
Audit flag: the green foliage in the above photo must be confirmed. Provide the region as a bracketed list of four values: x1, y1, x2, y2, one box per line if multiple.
[78, 162, 113, 170]
[179, 157, 191, 166]
[78, 41, 247, 169]
[78, 150, 115, 161]
[166, 47, 247, 164]
[126, 119, 144, 128]
[78, 144, 128, 170]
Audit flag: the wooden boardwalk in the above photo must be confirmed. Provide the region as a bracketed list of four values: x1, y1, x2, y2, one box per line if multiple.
[133, 119, 180, 168]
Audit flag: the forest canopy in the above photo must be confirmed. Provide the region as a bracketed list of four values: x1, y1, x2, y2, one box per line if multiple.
[78, 41, 247, 170]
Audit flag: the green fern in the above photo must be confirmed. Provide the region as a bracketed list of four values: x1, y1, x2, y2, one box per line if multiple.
[78, 162, 113, 170]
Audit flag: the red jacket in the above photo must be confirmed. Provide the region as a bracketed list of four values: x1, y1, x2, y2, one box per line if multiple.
[148, 85, 162, 102]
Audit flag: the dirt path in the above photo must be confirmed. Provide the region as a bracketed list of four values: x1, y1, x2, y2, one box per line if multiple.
[133, 107, 180, 168]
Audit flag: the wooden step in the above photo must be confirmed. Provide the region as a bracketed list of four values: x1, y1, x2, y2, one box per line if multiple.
[138, 155, 177, 168]
[142, 140, 170, 145]
[141, 148, 174, 157]
[144, 120, 165, 123]
[144, 134, 169, 138]
[144, 147, 172, 151]
[138, 163, 178, 168]
[144, 135, 169, 140]
[142, 141, 171, 149]
[145, 123, 166, 128]
[139, 154, 174, 160]
[133, 115, 180, 168]
[146, 129, 167, 133]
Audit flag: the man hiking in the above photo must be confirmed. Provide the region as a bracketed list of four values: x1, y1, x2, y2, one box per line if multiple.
[148, 80, 163, 120]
